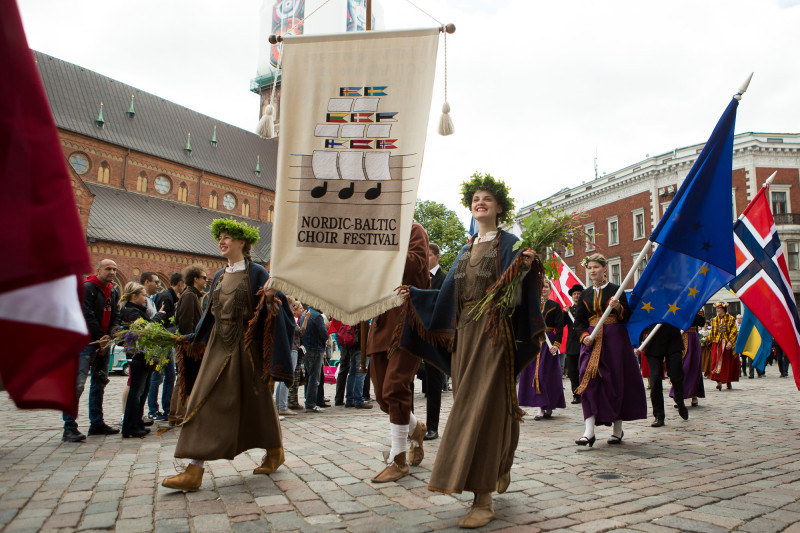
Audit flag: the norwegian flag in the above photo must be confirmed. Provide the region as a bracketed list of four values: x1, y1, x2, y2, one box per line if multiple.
[730, 183, 800, 390]
[548, 252, 583, 308]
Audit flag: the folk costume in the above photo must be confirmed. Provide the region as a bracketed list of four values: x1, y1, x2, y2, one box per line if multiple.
[669, 312, 706, 405]
[709, 305, 739, 389]
[163, 220, 295, 492]
[368, 222, 430, 483]
[518, 298, 565, 416]
[574, 282, 647, 435]
[397, 229, 544, 495]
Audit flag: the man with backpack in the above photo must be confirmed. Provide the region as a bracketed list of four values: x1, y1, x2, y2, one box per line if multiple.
[332, 320, 372, 409]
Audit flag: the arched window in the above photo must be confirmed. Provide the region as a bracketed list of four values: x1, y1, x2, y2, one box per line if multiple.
[268, 204, 274, 222]
[242, 199, 250, 217]
[137, 173, 148, 193]
[178, 182, 188, 202]
[209, 191, 218, 209]
[97, 161, 110, 183]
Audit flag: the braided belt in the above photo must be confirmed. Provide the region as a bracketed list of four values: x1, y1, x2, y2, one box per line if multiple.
[574, 314, 619, 394]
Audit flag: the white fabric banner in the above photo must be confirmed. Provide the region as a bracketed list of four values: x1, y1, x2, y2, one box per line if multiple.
[269, 27, 440, 323]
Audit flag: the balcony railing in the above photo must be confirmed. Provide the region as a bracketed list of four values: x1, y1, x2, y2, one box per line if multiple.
[774, 213, 800, 225]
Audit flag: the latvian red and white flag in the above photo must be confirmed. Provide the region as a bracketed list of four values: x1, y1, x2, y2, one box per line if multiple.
[730, 184, 800, 390]
[0, 0, 91, 414]
[548, 252, 583, 308]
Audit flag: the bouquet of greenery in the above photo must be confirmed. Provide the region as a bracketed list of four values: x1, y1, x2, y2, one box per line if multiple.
[116, 318, 181, 371]
[472, 204, 591, 328]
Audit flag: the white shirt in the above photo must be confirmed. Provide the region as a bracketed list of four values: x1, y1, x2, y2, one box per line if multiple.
[226, 259, 246, 273]
[475, 231, 498, 243]
[430, 264, 440, 277]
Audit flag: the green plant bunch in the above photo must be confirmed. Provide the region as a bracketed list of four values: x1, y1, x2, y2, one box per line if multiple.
[120, 318, 180, 370]
[513, 203, 590, 280]
[210, 218, 260, 244]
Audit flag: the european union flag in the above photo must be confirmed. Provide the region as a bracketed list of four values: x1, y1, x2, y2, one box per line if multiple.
[734, 305, 773, 373]
[627, 98, 740, 344]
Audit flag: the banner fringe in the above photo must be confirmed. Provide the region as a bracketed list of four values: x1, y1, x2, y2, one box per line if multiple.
[268, 277, 402, 324]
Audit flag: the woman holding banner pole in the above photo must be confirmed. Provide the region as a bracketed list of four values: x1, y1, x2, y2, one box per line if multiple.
[573, 254, 647, 447]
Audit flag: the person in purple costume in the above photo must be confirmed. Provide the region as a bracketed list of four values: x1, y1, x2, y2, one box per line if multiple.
[518, 283, 566, 419]
[573, 254, 647, 447]
[669, 311, 706, 407]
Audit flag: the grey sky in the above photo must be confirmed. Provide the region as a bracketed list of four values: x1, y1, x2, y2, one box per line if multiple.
[18, 0, 800, 223]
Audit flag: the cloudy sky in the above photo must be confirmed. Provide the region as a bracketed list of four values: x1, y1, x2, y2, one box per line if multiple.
[17, 0, 800, 223]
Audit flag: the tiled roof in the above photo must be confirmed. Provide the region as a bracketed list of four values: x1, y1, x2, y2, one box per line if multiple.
[35, 51, 277, 190]
[86, 183, 271, 263]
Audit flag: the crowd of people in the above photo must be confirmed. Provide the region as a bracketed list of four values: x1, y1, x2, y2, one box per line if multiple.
[59, 175, 793, 530]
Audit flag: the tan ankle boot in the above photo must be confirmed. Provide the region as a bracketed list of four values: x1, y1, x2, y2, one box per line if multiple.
[459, 493, 494, 529]
[254, 446, 285, 475]
[371, 451, 409, 483]
[407, 421, 427, 466]
[162, 464, 204, 492]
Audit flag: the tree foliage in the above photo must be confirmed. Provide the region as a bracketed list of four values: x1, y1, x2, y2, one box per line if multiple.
[414, 199, 467, 272]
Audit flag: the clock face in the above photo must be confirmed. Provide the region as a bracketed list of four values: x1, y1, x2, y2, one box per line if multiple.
[69, 153, 89, 174]
[154, 175, 171, 194]
[223, 193, 236, 210]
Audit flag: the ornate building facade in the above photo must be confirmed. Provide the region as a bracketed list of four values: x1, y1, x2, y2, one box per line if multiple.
[37, 51, 278, 288]
[518, 132, 800, 315]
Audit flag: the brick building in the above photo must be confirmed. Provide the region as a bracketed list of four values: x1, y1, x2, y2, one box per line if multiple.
[518, 132, 800, 314]
[36, 51, 278, 289]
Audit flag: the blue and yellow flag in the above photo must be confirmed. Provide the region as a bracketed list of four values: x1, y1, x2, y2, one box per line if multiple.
[627, 98, 740, 344]
[734, 305, 773, 373]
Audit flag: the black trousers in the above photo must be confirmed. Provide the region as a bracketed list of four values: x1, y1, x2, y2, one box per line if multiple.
[566, 352, 580, 398]
[123, 358, 153, 435]
[647, 351, 685, 421]
[335, 347, 353, 405]
[425, 363, 443, 432]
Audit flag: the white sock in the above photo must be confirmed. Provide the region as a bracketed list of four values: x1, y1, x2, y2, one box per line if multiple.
[388, 423, 408, 464]
[189, 459, 204, 468]
[407, 412, 419, 446]
[536, 407, 544, 417]
[613, 420, 623, 437]
[584, 415, 595, 439]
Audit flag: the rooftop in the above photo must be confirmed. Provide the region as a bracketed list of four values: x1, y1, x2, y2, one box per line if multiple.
[35, 51, 277, 190]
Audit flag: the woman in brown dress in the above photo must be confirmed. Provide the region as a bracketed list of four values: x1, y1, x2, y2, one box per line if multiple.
[162, 219, 294, 492]
[399, 174, 543, 528]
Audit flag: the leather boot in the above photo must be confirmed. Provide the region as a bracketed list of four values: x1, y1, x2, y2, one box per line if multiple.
[254, 447, 285, 475]
[496, 470, 511, 494]
[459, 492, 494, 529]
[407, 420, 427, 466]
[161, 464, 204, 492]
[371, 452, 409, 483]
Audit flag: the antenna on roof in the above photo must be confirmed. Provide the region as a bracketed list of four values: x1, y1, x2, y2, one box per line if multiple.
[594, 148, 599, 180]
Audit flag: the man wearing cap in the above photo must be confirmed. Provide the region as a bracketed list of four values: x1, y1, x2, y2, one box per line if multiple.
[563, 283, 584, 404]
[709, 302, 739, 390]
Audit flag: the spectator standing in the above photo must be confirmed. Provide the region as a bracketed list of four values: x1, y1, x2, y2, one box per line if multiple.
[423, 242, 447, 440]
[167, 265, 206, 427]
[275, 297, 304, 415]
[287, 301, 309, 410]
[119, 282, 166, 438]
[147, 272, 184, 420]
[62, 259, 121, 442]
[302, 307, 328, 412]
[338, 321, 371, 409]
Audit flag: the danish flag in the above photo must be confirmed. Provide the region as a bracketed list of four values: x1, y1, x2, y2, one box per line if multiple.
[730, 183, 800, 390]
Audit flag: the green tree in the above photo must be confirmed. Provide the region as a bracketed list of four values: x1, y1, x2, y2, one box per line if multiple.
[414, 199, 467, 272]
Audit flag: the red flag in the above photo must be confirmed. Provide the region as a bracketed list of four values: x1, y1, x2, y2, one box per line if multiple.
[547, 252, 582, 350]
[0, 0, 92, 414]
[730, 184, 800, 390]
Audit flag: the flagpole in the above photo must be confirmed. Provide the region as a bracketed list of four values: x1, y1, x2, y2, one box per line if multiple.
[358, 0, 373, 375]
[588, 240, 653, 341]
[636, 324, 662, 351]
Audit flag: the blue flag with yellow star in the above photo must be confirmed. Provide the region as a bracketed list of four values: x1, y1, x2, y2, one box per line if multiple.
[627, 97, 739, 345]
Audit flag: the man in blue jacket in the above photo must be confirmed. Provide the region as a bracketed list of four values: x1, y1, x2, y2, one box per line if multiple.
[302, 307, 329, 412]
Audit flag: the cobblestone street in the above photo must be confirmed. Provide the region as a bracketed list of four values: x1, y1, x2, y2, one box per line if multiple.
[2, 369, 800, 532]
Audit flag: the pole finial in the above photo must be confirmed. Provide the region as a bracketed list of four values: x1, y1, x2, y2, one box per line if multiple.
[765, 171, 777, 187]
[734, 72, 754, 100]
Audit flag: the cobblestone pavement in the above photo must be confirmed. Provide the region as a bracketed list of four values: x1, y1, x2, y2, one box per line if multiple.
[2, 367, 800, 533]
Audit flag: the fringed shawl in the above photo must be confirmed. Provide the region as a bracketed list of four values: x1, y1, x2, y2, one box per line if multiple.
[390, 230, 545, 378]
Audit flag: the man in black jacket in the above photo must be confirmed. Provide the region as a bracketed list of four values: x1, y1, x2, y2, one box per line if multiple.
[62, 259, 121, 442]
[148, 272, 184, 420]
[563, 284, 584, 404]
[635, 323, 690, 427]
[423, 243, 447, 440]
